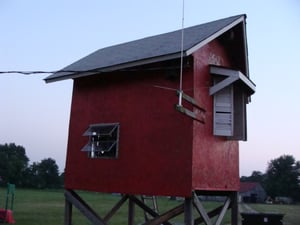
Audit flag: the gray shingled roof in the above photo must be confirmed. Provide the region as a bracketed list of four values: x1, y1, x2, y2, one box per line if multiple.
[45, 14, 245, 82]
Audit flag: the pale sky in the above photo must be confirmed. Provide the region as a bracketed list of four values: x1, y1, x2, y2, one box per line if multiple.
[0, 0, 299, 176]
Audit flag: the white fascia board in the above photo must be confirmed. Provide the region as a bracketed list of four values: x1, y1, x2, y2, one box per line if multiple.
[44, 71, 99, 83]
[241, 18, 249, 77]
[238, 71, 256, 93]
[186, 16, 245, 56]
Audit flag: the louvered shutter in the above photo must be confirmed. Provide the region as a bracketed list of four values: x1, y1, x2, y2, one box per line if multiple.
[213, 85, 233, 136]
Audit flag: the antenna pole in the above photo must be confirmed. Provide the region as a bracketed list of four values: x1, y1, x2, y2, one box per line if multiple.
[178, 0, 185, 106]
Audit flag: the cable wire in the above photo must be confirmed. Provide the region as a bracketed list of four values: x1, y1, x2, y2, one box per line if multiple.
[178, 0, 185, 106]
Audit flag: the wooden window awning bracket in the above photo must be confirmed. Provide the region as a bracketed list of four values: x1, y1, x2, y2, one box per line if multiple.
[209, 65, 255, 96]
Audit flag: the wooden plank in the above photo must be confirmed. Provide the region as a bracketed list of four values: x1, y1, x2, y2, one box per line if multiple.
[192, 192, 212, 225]
[175, 105, 205, 123]
[180, 91, 206, 112]
[64, 189, 107, 225]
[129, 196, 172, 225]
[194, 206, 223, 225]
[129, 195, 159, 218]
[215, 197, 231, 225]
[103, 194, 129, 222]
[175, 91, 206, 123]
[141, 195, 158, 221]
[144, 204, 184, 225]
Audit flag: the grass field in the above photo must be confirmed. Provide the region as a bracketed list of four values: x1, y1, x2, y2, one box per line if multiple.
[249, 203, 300, 225]
[1, 188, 231, 225]
[0, 188, 299, 225]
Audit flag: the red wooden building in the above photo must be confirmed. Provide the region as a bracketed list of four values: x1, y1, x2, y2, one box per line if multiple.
[46, 14, 255, 225]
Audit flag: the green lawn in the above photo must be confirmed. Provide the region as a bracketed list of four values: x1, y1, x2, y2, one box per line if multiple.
[0, 188, 233, 225]
[0, 188, 299, 225]
[249, 203, 300, 225]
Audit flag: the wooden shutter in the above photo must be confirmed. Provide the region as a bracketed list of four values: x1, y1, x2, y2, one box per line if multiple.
[213, 85, 233, 136]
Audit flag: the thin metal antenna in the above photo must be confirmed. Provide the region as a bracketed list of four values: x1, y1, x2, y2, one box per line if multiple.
[178, 0, 185, 106]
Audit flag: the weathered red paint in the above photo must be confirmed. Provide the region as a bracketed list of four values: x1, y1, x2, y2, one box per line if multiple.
[191, 41, 239, 191]
[64, 39, 239, 197]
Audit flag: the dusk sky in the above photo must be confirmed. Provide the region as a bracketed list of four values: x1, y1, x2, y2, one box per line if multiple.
[0, 0, 299, 176]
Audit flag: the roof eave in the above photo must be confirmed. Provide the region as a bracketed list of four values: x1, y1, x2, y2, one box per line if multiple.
[44, 52, 183, 83]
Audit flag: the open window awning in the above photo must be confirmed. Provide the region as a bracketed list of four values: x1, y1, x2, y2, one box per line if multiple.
[209, 66, 256, 96]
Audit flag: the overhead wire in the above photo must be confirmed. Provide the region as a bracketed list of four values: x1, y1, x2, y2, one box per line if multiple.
[0, 71, 56, 75]
[0, 69, 101, 76]
[178, 0, 185, 106]
[1, 0, 187, 82]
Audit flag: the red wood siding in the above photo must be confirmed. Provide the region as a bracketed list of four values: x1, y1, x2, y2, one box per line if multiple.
[65, 39, 240, 196]
[65, 68, 194, 196]
[192, 40, 239, 191]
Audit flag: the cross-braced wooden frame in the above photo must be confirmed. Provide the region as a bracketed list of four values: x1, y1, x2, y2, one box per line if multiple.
[64, 189, 238, 225]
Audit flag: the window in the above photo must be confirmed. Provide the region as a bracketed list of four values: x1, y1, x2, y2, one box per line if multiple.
[209, 66, 255, 141]
[81, 123, 119, 158]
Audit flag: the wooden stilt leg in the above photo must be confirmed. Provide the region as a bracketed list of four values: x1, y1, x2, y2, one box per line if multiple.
[128, 197, 135, 225]
[64, 198, 72, 225]
[231, 192, 238, 225]
[184, 197, 193, 225]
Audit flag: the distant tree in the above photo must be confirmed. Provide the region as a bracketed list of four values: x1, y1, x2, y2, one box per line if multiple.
[22, 162, 42, 188]
[265, 155, 300, 201]
[37, 158, 61, 188]
[59, 171, 64, 186]
[0, 143, 29, 186]
[240, 170, 266, 184]
[22, 158, 62, 189]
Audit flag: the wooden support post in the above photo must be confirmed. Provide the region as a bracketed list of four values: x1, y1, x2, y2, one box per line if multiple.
[184, 197, 193, 225]
[64, 198, 72, 225]
[230, 192, 238, 225]
[128, 197, 135, 225]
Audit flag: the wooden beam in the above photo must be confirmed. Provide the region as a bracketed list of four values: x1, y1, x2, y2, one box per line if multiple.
[175, 105, 205, 123]
[180, 91, 206, 112]
[194, 205, 223, 225]
[64, 189, 107, 225]
[193, 192, 212, 225]
[144, 204, 184, 225]
[175, 91, 206, 123]
[103, 194, 129, 222]
[129, 195, 159, 218]
[193, 193, 235, 225]
[129, 195, 172, 225]
[215, 197, 231, 225]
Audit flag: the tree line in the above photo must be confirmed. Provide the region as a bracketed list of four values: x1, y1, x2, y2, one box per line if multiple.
[241, 154, 300, 201]
[1, 142, 300, 198]
[0, 143, 63, 188]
